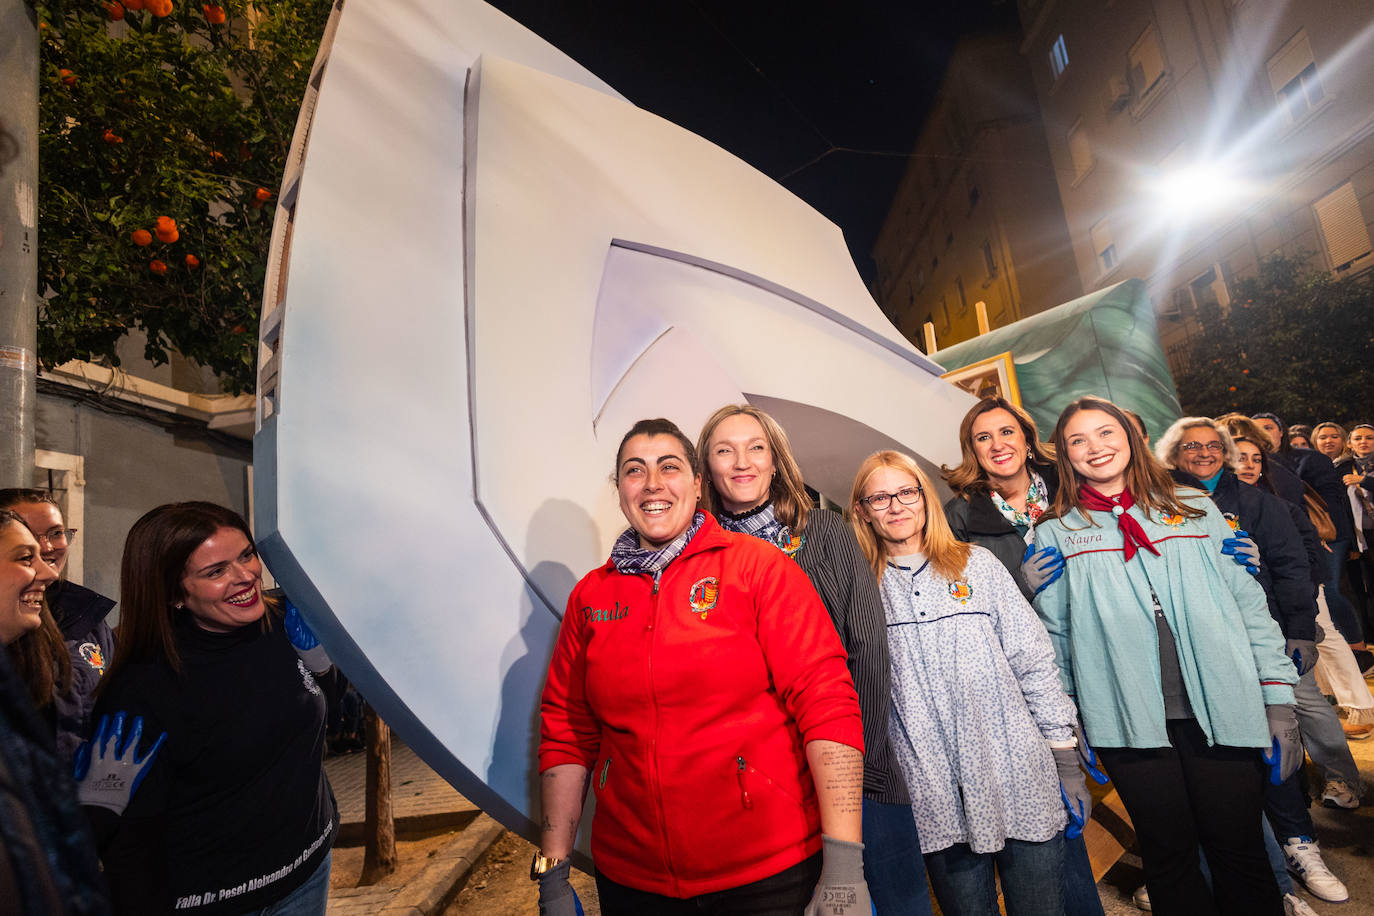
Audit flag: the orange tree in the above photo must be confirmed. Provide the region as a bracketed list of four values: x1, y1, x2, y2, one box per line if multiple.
[36, 0, 330, 393]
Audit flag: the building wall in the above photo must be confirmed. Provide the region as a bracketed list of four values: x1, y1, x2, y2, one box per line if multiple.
[34, 387, 252, 611]
[873, 33, 1082, 353]
[1017, 0, 1374, 366]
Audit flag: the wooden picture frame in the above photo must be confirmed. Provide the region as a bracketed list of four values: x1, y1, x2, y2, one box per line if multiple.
[940, 351, 1021, 405]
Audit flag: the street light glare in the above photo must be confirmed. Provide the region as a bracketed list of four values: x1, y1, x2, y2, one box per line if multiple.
[1149, 163, 1251, 219]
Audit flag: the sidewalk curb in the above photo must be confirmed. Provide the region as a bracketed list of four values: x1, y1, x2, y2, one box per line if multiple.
[379, 814, 505, 915]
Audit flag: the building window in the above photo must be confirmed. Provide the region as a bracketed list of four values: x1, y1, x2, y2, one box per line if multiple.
[956, 276, 968, 313]
[1188, 264, 1230, 311]
[1067, 120, 1094, 183]
[1313, 182, 1373, 270]
[982, 241, 997, 278]
[1129, 26, 1167, 99]
[1268, 30, 1324, 123]
[1090, 219, 1118, 276]
[1049, 34, 1069, 81]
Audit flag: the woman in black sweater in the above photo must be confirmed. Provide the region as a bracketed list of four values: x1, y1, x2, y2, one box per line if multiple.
[697, 404, 932, 916]
[89, 502, 336, 915]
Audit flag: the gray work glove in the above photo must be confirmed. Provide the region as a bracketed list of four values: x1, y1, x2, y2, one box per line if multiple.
[284, 598, 332, 674]
[1020, 544, 1065, 596]
[73, 712, 167, 815]
[1053, 746, 1092, 840]
[804, 835, 872, 916]
[537, 860, 583, 916]
[1262, 704, 1302, 785]
[1221, 531, 1261, 576]
[1286, 638, 1318, 676]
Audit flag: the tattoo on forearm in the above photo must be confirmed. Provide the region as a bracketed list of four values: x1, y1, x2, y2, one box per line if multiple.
[820, 745, 863, 815]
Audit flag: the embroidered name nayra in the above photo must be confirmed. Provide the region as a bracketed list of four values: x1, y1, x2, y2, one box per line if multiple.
[582, 602, 629, 623]
[1062, 533, 1105, 549]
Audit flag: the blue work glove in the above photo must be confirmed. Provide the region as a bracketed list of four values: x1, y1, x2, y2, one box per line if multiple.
[1053, 746, 1092, 839]
[1221, 530, 1260, 576]
[537, 860, 584, 916]
[1286, 638, 1318, 676]
[804, 835, 873, 916]
[1075, 722, 1109, 785]
[73, 712, 167, 815]
[284, 598, 331, 674]
[1262, 704, 1301, 785]
[1020, 544, 1065, 596]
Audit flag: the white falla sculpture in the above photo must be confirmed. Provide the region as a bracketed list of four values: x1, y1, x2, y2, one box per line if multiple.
[253, 0, 974, 852]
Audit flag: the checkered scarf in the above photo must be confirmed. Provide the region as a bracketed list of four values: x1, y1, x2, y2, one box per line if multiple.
[610, 512, 707, 585]
[717, 501, 791, 552]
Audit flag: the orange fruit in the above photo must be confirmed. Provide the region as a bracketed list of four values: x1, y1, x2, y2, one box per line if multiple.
[149, 0, 171, 16]
[253, 187, 272, 202]
[59, 69, 76, 86]
[105, 1, 125, 19]
[123, 0, 144, 10]
[231, 324, 247, 334]
[131, 229, 152, 246]
[149, 260, 168, 275]
[202, 3, 225, 23]
[209, 150, 226, 163]
[156, 215, 176, 232]
[185, 254, 200, 269]
[102, 129, 124, 144]
[156, 226, 179, 244]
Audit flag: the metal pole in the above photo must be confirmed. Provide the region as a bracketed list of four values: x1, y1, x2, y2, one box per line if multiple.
[0, 0, 39, 487]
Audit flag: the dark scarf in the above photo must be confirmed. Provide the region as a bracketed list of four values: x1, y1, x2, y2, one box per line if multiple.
[1079, 484, 1160, 562]
[717, 500, 792, 552]
[610, 512, 706, 588]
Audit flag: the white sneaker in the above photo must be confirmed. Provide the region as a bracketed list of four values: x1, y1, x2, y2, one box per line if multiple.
[1283, 836, 1349, 902]
[1132, 885, 1152, 911]
[1284, 893, 1319, 916]
[1322, 777, 1361, 809]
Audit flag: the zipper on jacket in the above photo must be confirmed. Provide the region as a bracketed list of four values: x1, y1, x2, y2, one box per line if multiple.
[736, 756, 753, 810]
[599, 756, 611, 790]
[646, 572, 677, 890]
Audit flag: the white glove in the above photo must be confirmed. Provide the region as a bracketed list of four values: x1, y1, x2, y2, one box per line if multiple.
[73, 712, 167, 815]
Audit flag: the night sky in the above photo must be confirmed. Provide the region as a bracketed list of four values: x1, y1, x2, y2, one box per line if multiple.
[486, 1, 1020, 286]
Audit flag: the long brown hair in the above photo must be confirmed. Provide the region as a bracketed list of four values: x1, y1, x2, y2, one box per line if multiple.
[1, 511, 72, 708]
[105, 502, 275, 684]
[1048, 397, 1204, 526]
[697, 404, 812, 534]
[847, 450, 971, 582]
[943, 397, 1056, 497]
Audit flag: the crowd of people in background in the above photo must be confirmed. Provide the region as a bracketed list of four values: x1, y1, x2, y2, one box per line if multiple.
[2, 401, 1373, 916]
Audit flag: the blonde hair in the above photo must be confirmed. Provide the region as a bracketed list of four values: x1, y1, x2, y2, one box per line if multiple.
[1048, 397, 1204, 526]
[697, 404, 811, 535]
[1154, 417, 1239, 471]
[847, 450, 971, 582]
[1217, 413, 1278, 455]
[943, 397, 1056, 496]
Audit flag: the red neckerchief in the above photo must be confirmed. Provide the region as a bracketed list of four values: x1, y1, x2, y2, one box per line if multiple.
[1078, 484, 1160, 561]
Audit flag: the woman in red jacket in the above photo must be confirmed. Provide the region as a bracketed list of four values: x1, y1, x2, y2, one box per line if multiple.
[536, 418, 869, 916]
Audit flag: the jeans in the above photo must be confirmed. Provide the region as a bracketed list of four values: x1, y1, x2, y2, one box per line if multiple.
[1063, 833, 1105, 916]
[251, 851, 331, 916]
[596, 853, 821, 916]
[863, 798, 934, 916]
[923, 833, 1064, 916]
[1097, 720, 1280, 916]
[1323, 540, 1364, 643]
[1293, 666, 1361, 785]
[1263, 767, 1314, 844]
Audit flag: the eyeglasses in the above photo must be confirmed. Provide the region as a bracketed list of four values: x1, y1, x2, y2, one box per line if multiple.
[1179, 441, 1224, 453]
[860, 486, 923, 511]
[35, 527, 77, 547]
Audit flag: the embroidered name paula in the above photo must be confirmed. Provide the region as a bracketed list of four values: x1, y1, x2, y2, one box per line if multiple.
[582, 602, 630, 623]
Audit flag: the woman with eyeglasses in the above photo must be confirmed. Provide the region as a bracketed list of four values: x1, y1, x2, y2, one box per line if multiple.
[1033, 397, 1298, 916]
[0, 489, 113, 763]
[537, 418, 868, 916]
[697, 405, 931, 916]
[848, 450, 1084, 916]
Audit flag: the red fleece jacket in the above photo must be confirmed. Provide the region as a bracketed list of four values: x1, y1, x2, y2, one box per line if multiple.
[538, 513, 863, 898]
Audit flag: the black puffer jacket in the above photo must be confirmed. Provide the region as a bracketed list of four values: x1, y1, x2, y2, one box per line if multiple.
[47, 581, 116, 764]
[1278, 447, 1355, 542]
[944, 462, 1059, 600]
[1209, 470, 1316, 641]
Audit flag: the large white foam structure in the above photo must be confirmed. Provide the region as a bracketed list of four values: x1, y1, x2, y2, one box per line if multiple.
[253, 0, 975, 849]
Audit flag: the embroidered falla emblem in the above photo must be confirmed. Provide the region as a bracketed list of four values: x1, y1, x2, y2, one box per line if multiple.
[948, 580, 973, 604]
[1224, 512, 1240, 531]
[78, 641, 105, 672]
[688, 577, 719, 620]
[779, 533, 804, 559]
[1157, 511, 1185, 527]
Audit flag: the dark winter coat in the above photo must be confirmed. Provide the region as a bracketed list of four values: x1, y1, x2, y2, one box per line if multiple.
[944, 462, 1059, 600]
[47, 581, 116, 763]
[1208, 470, 1316, 641]
[1278, 448, 1355, 542]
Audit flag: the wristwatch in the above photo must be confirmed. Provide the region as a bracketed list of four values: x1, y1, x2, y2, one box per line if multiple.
[530, 853, 564, 881]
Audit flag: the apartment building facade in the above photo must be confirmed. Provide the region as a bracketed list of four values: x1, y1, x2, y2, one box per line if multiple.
[872, 33, 1083, 352]
[1016, 0, 1374, 366]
